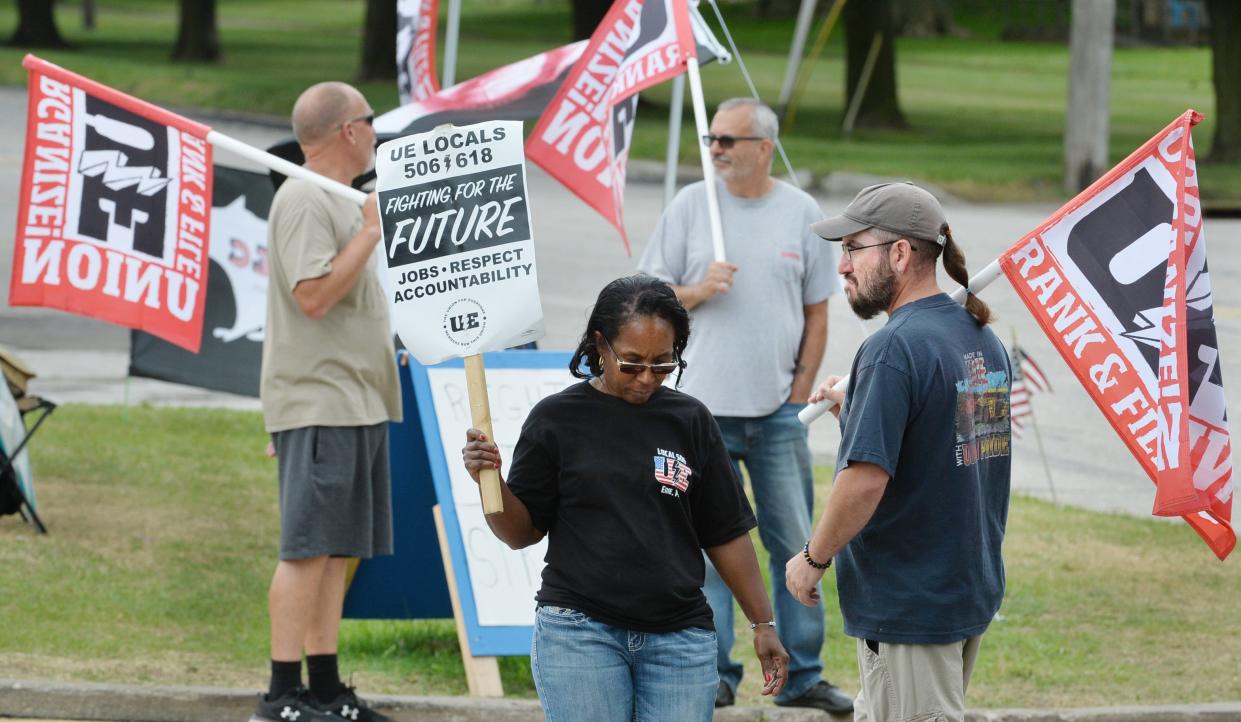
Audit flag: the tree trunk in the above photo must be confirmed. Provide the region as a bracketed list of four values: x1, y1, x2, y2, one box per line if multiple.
[842, 0, 907, 129]
[897, 0, 956, 37]
[756, 0, 802, 18]
[172, 0, 220, 62]
[359, 0, 397, 80]
[1064, 0, 1114, 193]
[8, 0, 68, 48]
[571, 0, 609, 41]
[1206, 0, 1241, 162]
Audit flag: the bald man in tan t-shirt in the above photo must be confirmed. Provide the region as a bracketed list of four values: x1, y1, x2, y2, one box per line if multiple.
[252, 82, 400, 722]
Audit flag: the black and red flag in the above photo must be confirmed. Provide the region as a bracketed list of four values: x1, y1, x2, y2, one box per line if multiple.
[376, 41, 588, 138]
[11, 55, 214, 353]
[396, 0, 440, 105]
[1000, 110, 1233, 560]
[526, 0, 697, 250]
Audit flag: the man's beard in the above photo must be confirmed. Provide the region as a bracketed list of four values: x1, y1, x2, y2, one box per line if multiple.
[846, 259, 896, 320]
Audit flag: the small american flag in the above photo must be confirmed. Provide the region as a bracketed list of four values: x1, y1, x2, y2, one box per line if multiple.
[1010, 344, 1051, 438]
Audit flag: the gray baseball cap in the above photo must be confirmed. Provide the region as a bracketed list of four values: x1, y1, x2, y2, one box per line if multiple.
[811, 182, 948, 246]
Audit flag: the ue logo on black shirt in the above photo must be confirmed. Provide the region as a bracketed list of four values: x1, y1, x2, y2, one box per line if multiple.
[653, 449, 692, 497]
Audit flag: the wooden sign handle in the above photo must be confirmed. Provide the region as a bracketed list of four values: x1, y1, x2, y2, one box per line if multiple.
[464, 354, 504, 514]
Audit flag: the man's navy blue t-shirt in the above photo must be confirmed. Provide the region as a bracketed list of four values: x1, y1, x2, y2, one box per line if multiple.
[835, 294, 1012, 644]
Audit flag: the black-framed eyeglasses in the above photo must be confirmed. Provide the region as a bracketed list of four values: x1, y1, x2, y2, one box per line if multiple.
[338, 113, 375, 131]
[601, 336, 679, 376]
[842, 239, 901, 261]
[702, 134, 764, 150]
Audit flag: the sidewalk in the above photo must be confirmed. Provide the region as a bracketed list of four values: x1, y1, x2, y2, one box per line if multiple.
[3, 678, 1241, 722]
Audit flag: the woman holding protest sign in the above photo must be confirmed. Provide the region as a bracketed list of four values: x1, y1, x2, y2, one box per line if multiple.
[461, 274, 787, 721]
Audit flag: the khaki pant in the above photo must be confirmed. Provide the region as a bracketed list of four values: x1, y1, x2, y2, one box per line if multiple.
[852, 636, 982, 722]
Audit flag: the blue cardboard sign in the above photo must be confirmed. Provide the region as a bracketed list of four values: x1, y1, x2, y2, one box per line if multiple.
[406, 350, 575, 656]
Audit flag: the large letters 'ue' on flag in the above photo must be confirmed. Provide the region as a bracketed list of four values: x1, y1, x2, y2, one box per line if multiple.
[1000, 110, 1234, 560]
[527, 0, 696, 251]
[11, 55, 214, 353]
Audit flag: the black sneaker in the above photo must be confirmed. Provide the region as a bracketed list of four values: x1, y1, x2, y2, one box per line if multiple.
[714, 680, 735, 708]
[774, 679, 854, 715]
[250, 686, 336, 722]
[319, 685, 395, 722]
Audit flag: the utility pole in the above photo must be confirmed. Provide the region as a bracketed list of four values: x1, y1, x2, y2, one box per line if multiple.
[1063, 0, 1115, 193]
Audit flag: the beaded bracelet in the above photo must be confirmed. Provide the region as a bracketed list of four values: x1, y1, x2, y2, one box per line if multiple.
[803, 541, 831, 570]
[749, 620, 776, 631]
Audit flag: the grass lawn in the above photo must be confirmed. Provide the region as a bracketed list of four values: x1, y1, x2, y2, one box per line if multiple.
[1, 404, 1238, 707]
[0, 0, 1238, 201]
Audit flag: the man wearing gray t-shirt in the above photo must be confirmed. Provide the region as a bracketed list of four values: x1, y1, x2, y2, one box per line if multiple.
[637, 98, 850, 714]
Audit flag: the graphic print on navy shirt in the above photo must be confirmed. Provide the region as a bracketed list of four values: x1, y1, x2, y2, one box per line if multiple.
[953, 350, 1012, 466]
[653, 447, 692, 497]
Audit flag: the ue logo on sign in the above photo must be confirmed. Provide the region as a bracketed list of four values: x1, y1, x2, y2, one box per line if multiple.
[443, 297, 486, 347]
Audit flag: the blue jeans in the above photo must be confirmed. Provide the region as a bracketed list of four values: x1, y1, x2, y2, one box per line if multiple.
[705, 403, 825, 702]
[531, 606, 717, 722]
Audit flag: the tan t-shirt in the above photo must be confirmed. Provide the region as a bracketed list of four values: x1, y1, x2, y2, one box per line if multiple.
[260, 179, 402, 433]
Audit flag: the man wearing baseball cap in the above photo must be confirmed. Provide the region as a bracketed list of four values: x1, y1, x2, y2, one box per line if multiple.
[785, 182, 1013, 722]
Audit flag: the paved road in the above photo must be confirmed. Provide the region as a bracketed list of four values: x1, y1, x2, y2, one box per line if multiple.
[3, 86, 1239, 521]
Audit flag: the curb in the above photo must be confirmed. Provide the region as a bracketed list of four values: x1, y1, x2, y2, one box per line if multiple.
[0, 679, 823, 722]
[3, 679, 1241, 722]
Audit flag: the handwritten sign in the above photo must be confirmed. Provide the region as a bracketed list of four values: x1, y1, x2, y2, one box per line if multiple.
[407, 351, 576, 652]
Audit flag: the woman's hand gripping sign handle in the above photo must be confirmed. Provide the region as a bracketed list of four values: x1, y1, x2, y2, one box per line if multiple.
[464, 354, 504, 514]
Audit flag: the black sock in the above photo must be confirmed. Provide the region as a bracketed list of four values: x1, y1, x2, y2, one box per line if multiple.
[268, 659, 302, 699]
[307, 653, 343, 702]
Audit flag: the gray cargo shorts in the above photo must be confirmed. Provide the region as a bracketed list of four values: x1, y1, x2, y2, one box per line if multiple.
[272, 422, 393, 561]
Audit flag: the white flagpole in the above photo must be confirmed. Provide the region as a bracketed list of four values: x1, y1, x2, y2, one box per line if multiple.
[684, 56, 727, 263]
[206, 131, 395, 330]
[664, 74, 685, 209]
[799, 259, 1004, 425]
[442, 0, 462, 87]
[777, 0, 819, 114]
[206, 131, 367, 206]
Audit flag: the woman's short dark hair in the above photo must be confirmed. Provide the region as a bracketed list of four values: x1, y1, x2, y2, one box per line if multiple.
[570, 274, 691, 384]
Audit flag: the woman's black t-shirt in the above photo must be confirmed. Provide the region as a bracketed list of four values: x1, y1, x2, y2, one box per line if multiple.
[506, 380, 756, 633]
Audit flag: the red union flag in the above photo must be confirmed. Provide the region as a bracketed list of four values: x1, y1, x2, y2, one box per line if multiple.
[396, 0, 440, 105]
[527, 0, 695, 249]
[1001, 110, 1233, 560]
[11, 55, 213, 353]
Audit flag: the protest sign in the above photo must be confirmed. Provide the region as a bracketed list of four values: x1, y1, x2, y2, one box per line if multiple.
[375, 120, 543, 513]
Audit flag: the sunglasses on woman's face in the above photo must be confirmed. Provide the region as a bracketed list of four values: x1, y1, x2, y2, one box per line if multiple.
[601, 336, 679, 376]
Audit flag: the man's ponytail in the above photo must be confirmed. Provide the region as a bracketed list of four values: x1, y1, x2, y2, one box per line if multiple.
[940, 229, 991, 326]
